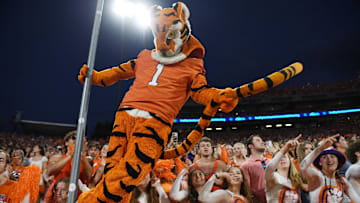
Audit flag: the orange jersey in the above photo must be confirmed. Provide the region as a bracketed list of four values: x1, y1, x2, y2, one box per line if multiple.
[92, 157, 102, 176]
[0, 179, 17, 202]
[121, 49, 205, 124]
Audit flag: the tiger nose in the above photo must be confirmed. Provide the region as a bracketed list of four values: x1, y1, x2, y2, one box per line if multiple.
[157, 42, 169, 50]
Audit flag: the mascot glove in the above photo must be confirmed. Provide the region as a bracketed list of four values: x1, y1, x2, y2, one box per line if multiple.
[78, 64, 99, 85]
[215, 88, 239, 113]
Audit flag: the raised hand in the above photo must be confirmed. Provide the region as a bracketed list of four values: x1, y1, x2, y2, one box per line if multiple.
[282, 134, 302, 153]
[319, 134, 340, 151]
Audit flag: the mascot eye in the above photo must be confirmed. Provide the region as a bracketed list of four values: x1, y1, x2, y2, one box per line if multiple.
[167, 31, 176, 39]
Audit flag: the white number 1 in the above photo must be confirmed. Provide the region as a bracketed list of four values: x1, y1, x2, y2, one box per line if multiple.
[148, 64, 164, 86]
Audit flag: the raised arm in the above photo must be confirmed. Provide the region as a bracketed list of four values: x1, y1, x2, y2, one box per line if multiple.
[78, 59, 136, 87]
[198, 175, 230, 203]
[46, 154, 72, 176]
[170, 169, 189, 202]
[265, 135, 301, 189]
[300, 134, 339, 191]
[162, 103, 219, 159]
[191, 62, 303, 113]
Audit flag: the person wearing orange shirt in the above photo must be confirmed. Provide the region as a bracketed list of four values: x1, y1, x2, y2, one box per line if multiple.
[89, 143, 108, 188]
[44, 131, 92, 202]
[0, 149, 41, 202]
[189, 137, 227, 192]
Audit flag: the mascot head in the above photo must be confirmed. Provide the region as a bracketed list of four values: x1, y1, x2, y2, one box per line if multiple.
[150, 2, 194, 64]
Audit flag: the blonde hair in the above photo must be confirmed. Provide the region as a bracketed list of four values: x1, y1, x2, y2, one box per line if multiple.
[234, 142, 245, 149]
[287, 154, 303, 189]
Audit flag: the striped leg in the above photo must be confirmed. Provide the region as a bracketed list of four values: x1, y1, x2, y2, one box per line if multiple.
[106, 110, 137, 165]
[81, 116, 171, 203]
[78, 111, 135, 203]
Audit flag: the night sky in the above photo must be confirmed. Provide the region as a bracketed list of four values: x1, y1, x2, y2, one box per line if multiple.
[1, 0, 360, 135]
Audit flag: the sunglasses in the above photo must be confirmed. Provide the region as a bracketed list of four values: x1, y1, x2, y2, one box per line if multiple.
[66, 136, 76, 141]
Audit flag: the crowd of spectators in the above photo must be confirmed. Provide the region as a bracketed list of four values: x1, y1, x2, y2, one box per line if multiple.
[1, 120, 360, 202]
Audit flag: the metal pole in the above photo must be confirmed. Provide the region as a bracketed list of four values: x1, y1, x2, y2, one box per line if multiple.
[68, 0, 104, 202]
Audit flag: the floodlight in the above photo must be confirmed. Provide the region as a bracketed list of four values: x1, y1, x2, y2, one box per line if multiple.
[113, 0, 150, 28]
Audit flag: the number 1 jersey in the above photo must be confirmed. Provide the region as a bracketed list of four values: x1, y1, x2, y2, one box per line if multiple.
[120, 49, 206, 124]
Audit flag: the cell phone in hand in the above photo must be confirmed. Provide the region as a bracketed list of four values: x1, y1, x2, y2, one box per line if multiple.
[266, 141, 273, 148]
[172, 132, 178, 145]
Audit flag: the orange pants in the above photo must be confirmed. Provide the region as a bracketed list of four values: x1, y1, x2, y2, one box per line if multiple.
[78, 110, 171, 203]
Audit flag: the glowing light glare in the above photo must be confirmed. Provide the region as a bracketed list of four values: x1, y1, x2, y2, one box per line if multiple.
[113, 0, 150, 28]
[134, 4, 150, 28]
[113, 0, 135, 17]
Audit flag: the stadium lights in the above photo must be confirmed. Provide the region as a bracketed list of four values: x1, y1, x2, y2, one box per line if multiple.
[206, 127, 212, 131]
[285, 123, 293, 127]
[275, 124, 283, 128]
[265, 124, 272, 128]
[231, 126, 238, 130]
[215, 127, 223, 131]
[112, 0, 150, 28]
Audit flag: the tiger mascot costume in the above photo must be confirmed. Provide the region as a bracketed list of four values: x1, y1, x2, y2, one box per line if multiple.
[77, 2, 302, 202]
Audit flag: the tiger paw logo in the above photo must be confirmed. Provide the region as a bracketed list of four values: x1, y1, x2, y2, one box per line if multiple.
[279, 187, 300, 203]
[325, 188, 343, 203]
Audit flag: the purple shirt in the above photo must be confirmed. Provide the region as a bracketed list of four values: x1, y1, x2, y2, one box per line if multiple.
[240, 156, 270, 203]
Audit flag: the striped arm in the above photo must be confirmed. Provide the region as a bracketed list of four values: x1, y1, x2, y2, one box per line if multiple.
[78, 60, 136, 87]
[234, 62, 303, 98]
[94, 60, 136, 87]
[162, 104, 218, 159]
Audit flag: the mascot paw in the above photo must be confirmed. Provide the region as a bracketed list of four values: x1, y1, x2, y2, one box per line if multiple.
[217, 88, 238, 113]
[78, 64, 98, 85]
[78, 64, 88, 84]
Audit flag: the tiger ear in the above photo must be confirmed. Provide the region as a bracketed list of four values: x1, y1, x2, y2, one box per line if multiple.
[150, 5, 162, 17]
[172, 2, 190, 21]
